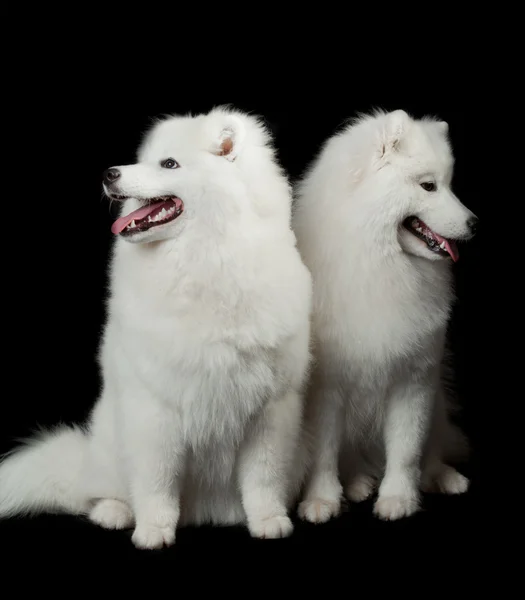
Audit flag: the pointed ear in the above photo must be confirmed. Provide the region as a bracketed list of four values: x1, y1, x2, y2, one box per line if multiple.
[210, 115, 246, 162]
[437, 120, 449, 136]
[379, 109, 410, 157]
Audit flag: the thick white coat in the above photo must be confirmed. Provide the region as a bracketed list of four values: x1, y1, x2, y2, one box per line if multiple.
[0, 107, 312, 548]
[293, 109, 475, 522]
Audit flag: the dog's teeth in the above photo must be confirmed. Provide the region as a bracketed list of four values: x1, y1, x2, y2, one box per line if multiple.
[440, 241, 446, 249]
[130, 220, 136, 228]
[416, 227, 423, 233]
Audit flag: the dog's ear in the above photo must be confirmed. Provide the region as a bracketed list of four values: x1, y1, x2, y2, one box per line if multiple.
[379, 109, 410, 157]
[210, 115, 246, 162]
[437, 121, 449, 136]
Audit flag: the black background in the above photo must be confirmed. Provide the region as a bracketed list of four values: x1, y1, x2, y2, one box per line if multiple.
[0, 85, 486, 568]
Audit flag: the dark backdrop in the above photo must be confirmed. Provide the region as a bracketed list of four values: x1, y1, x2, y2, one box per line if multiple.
[0, 90, 484, 566]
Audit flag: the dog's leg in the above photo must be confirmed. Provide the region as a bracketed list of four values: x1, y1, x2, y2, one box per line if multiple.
[346, 473, 377, 503]
[238, 390, 302, 539]
[122, 396, 185, 550]
[340, 443, 378, 503]
[89, 498, 134, 530]
[374, 379, 434, 521]
[420, 386, 470, 495]
[421, 463, 470, 494]
[298, 387, 344, 523]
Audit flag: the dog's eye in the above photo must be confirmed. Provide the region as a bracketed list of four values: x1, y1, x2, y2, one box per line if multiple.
[160, 158, 180, 169]
[420, 181, 436, 192]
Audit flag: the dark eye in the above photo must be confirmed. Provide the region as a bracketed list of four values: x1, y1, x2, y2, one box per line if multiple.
[160, 158, 180, 169]
[420, 181, 436, 192]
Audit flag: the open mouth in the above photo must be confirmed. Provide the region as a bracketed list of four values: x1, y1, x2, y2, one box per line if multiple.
[110, 196, 184, 236]
[403, 217, 459, 262]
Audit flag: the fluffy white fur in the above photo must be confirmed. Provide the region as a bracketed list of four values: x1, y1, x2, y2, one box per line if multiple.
[0, 106, 313, 548]
[293, 109, 476, 523]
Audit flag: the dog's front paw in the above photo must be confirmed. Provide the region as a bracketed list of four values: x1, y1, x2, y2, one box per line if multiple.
[373, 494, 419, 521]
[249, 515, 293, 539]
[298, 498, 341, 523]
[131, 523, 176, 550]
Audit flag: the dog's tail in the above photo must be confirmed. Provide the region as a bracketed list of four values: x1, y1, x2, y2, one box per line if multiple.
[0, 425, 92, 518]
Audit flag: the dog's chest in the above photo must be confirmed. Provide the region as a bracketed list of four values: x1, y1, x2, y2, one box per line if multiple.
[321, 263, 452, 375]
[118, 314, 279, 443]
[177, 346, 278, 447]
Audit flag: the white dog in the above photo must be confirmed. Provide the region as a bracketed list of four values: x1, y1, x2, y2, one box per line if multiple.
[0, 106, 312, 548]
[293, 109, 477, 522]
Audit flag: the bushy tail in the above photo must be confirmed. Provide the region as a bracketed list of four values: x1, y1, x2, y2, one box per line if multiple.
[0, 425, 91, 518]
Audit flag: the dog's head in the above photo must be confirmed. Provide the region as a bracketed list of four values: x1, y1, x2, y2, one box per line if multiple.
[366, 109, 478, 263]
[103, 107, 285, 244]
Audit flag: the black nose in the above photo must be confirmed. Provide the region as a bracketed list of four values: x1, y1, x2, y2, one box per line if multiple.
[467, 216, 479, 235]
[103, 168, 121, 185]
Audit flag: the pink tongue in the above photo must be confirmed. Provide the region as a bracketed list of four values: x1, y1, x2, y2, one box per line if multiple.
[431, 230, 459, 263]
[444, 240, 459, 263]
[419, 222, 459, 263]
[111, 202, 164, 235]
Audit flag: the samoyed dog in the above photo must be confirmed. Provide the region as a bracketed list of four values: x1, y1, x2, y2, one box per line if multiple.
[293, 109, 477, 522]
[0, 106, 312, 548]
